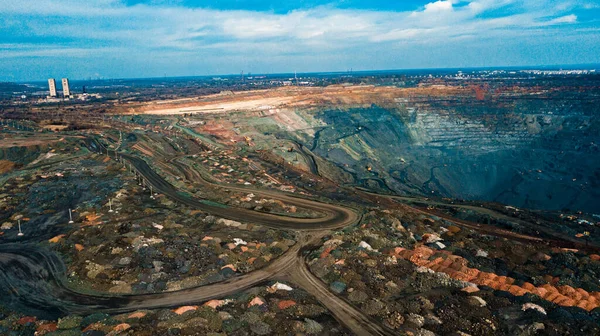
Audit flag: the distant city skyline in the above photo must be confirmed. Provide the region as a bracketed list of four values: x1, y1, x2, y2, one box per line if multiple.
[2, 0, 600, 82]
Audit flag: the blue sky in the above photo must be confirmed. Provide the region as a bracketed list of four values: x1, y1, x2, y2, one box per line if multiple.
[1, 0, 600, 81]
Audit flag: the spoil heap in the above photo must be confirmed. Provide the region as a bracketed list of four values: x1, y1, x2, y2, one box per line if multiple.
[392, 246, 600, 311]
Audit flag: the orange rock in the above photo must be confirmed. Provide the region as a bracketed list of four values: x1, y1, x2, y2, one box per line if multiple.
[221, 264, 237, 272]
[427, 257, 444, 266]
[48, 234, 66, 243]
[571, 292, 583, 302]
[483, 279, 497, 289]
[462, 286, 480, 293]
[454, 272, 472, 282]
[541, 284, 556, 292]
[248, 297, 265, 307]
[278, 300, 297, 310]
[441, 259, 454, 268]
[18, 316, 36, 325]
[36, 323, 58, 333]
[553, 296, 572, 306]
[576, 288, 590, 300]
[173, 306, 198, 315]
[590, 254, 600, 261]
[522, 282, 535, 291]
[414, 246, 435, 258]
[85, 213, 101, 225]
[545, 292, 561, 302]
[83, 323, 105, 332]
[576, 300, 589, 310]
[508, 285, 524, 296]
[414, 259, 429, 267]
[585, 301, 598, 311]
[241, 246, 249, 253]
[247, 257, 257, 265]
[499, 283, 512, 291]
[532, 288, 548, 298]
[486, 273, 499, 281]
[392, 247, 406, 256]
[515, 288, 529, 296]
[204, 300, 226, 309]
[475, 272, 490, 281]
[335, 259, 345, 265]
[464, 268, 480, 281]
[447, 226, 461, 233]
[75, 244, 84, 251]
[557, 297, 576, 307]
[446, 270, 458, 279]
[320, 246, 334, 259]
[456, 266, 469, 274]
[558, 285, 576, 297]
[128, 312, 146, 319]
[113, 323, 131, 333]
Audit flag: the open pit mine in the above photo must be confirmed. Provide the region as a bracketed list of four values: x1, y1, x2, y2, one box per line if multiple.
[0, 72, 599, 336]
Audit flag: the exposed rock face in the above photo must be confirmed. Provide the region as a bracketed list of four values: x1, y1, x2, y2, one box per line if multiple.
[299, 100, 600, 212]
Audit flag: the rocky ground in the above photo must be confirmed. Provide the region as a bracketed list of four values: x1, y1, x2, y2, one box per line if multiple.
[0, 134, 296, 297]
[50, 165, 296, 295]
[0, 281, 347, 336]
[308, 209, 600, 335]
[2, 80, 600, 336]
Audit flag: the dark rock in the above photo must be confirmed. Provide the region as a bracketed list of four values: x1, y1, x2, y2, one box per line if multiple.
[81, 313, 110, 327]
[83, 331, 106, 336]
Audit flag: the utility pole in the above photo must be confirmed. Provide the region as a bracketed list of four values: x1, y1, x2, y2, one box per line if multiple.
[17, 220, 24, 237]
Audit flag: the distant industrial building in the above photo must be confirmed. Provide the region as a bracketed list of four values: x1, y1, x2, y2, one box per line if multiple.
[62, 78, 71, 97]
[48, 79, 57, 97]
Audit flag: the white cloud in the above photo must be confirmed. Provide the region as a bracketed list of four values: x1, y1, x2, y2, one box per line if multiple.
[424, 1, 454, 13]
[0, 0, 596, 80]
[0, 0, 585, 47]
[549, 14, 578, 24]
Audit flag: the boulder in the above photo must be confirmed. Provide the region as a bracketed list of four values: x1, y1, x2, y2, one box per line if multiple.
[467, 296, 487, 307]
[330, 281, 347, 294]
[173, 306, 198, 315]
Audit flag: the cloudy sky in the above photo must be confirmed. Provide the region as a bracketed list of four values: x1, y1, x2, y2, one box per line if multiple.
[2, 0, 599, 81]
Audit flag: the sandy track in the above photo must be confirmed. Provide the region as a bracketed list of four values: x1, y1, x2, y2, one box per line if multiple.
[131, 85, 471, 115]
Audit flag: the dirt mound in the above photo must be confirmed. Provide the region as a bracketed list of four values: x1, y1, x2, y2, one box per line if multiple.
[0, 160, 15, 174]
[392, 246, 600, 311]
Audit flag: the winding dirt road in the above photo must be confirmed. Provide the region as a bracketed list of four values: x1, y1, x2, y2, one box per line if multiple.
[0, 144, 393, 335]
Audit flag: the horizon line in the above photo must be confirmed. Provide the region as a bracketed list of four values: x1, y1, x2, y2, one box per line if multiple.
[13, 63, 600, 84]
